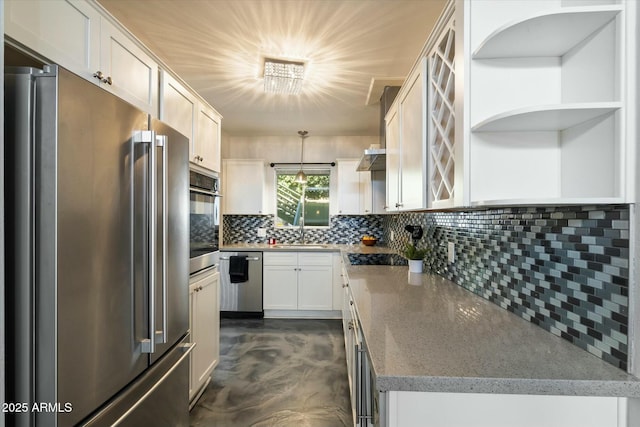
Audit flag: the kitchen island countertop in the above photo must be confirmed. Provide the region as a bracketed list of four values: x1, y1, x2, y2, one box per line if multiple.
[344, 261, 640, 397]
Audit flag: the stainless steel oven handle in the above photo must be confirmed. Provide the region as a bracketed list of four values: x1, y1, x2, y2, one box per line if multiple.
[192, 265, 218, 276]
[190, 187, 221, 197]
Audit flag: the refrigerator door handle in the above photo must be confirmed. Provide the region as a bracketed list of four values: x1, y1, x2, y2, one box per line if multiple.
[155, 134, 168, 345]
[137, 130, 157, 354]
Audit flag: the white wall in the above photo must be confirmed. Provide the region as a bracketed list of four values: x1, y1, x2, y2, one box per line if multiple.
[222, 134, 377, 163]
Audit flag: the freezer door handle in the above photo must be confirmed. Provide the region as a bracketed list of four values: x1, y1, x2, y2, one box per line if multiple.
[156, 134, 168, 345]
[111, 342, 196, 426]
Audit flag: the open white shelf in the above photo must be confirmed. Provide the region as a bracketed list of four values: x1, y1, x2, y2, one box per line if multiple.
[471, 102, 621, 133]
[470, 197, 626, 208]
[473, 6, 622, 59]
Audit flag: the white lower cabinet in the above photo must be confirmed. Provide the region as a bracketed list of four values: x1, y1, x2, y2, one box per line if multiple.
[386, 391, 624, 427]
[263, 252, 333, 313]
[189, 268, 220, 405]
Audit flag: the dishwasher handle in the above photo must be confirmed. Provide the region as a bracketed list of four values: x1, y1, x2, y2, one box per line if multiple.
[220, 256, 261, 261]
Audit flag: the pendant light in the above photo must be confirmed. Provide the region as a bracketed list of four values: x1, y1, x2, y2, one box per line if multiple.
[295, 130, 308, 184]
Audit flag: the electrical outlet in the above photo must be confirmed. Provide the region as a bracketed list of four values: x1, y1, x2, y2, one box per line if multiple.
[391, 231, 395, 241]
[447, 242, 455, 263]
[257, 228, 267, 237]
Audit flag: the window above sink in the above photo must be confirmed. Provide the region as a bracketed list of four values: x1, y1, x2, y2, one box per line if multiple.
[275, 168, 331, 228]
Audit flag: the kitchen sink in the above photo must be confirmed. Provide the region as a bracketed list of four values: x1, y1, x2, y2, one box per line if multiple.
[273, 244, 328, 249]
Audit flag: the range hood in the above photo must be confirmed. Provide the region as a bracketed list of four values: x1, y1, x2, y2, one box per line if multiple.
[356, 85, 400, 172]
[356, 147, 386, 171]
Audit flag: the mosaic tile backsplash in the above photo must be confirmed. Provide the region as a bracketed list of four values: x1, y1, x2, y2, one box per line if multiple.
[223, 205, 630, 370]
[223, 214, 385, 245]
[385, 205, 630, 370]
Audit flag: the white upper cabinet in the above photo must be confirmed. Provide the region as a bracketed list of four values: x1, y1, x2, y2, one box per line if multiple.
[98, 18, 158, 114]
[336, 159, 380, 215]
[195, 102, 222, 172]
[385, 104, 401, 211]
[462, 0, 633, 205]
[5, 0, 158, 114]
[427, 16, 457, 209]
[222, 159, 266, 215]
[159, 70, 197, 145]
[336, 160, 361, 214]
[337, 159, 374, 215]
[399, 58, 428, 211]
[5, 0, 101, 81]
[386, 59, 428, 212]
[160, 71, 222, 172]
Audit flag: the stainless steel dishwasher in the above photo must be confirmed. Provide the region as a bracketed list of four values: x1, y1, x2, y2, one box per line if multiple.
[219, 251, 263, 318]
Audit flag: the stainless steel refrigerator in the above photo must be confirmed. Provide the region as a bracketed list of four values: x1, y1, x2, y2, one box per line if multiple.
[5, 65, 192, 426]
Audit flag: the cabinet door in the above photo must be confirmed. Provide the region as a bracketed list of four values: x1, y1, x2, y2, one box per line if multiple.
[188, 284, 196, 400]
[222, 160, 265, 214]
[370, 171, 387, 214]
[190, 271, 220, 401]
[160, 70, 196, 145]
[298, 265, 333, 310]
[427, 17, 456, 209]
[337, 159, 362, 214]
[263, 265, 298, 310]
[360, 172, 373, 214]
[5, 0, 101, 81]
[385, 106, 400, 211]
[100, 19, 158, 114]
[196, 102, 222, 172]
[399, 59, 427, 211]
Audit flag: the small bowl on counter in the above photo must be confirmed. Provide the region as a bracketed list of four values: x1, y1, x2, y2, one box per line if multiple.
[361, 237, 377, 246]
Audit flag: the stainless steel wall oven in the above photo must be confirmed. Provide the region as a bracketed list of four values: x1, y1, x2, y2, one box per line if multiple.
[189, 169, 220, 274]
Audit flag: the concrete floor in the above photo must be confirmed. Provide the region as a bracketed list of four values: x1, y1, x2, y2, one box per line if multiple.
[190, 318, 353, 427]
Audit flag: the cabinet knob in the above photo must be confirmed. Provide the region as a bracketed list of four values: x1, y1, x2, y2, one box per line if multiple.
[93, 71, 113, 85]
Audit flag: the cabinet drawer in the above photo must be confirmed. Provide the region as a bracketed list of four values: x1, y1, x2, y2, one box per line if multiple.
[263, 252, 298, 266]
[298, 252, 332, 266]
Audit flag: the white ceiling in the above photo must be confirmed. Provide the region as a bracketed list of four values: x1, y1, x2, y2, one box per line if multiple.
[97, 0, 447, 137]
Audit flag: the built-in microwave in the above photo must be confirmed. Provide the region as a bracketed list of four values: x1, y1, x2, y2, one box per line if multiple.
[189, 169, 220, 274]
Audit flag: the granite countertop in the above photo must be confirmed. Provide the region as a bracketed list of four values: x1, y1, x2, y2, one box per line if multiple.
[220, 242, 640, 397]
[344, 261, 640, 397]
[221, 242, 392, 254]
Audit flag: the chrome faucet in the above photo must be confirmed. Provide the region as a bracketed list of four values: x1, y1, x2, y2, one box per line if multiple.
[299, 216, 306, 244]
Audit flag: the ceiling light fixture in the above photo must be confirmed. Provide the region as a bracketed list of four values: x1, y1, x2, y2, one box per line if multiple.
[263, 58, 305, 95]
[295, 130, 308, 184]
